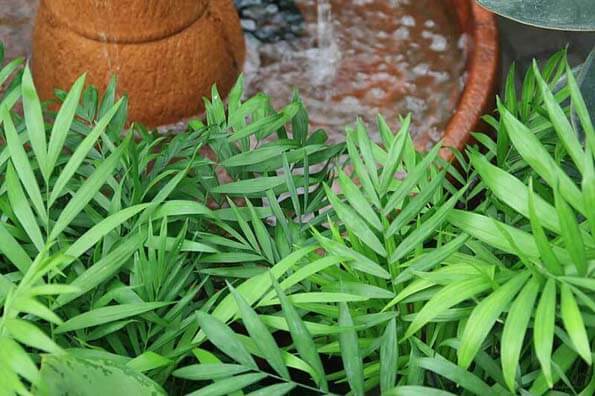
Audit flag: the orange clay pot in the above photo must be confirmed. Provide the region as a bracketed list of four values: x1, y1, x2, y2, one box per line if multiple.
[32, 0, 245, 127]
[415, 0, 499, 160]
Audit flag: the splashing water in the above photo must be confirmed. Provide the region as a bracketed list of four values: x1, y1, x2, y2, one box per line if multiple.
[307, 0, 341, 86]
[244, 0, 467, 144]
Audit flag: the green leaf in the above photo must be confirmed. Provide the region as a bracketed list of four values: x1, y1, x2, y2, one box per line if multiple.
[36, 355, 165, 396]
[55, 302, 169, 334]
[390, 187, 466, 262]
[337, 167, 382, 232]
[49, 134, 129, 240]
[534, 278, 556, 387]
[0, 336, 39, 384]
[4, 318, 62, 354]
[46, 74, 86, 179]
[0, 222, 32, 272]
[56, 232, 146, 307]
[568, 55, 595, 147]
[64, 204, 149, 263]
[384, 142, 441, 215]
[2, 105, 47, 222]
[386, 169, 446, 237]
[187, 373, 267, 396]
[173, 364, 250, 380]
[404, 277, 492, 339]
[229, 284, 290, 379]
[172, 363, 250, 381]
[126, 352, 171, 373]
[314, 233, 390, 279]
[49, 97, 123, 206]
[533, 62, 585, 171]
[194, 247, 317, 344]
[554, 183, 587, 275]
[501, 276, 541, 391]
[324, 183, 386, 257]
[195, 311, 257, 369]
[560, 283, 592, 364]
[385, 385, 456, 396]
[5, 162, 44, 251]
[418, 356, 492, 395]
[21, 65, 48, 180]
[380, 318, 398, 393]
[379, 116, 410, 194]
[501, 106, 585, 214]
[271, 274, 327, 391]
[246, 383, 296, 396]
[477, 0, 595, 31]
[458, 271, 530, 369]
[471, 151, 560, 233]
[338, 303, 364, 396]
[528, 179, 563, 275]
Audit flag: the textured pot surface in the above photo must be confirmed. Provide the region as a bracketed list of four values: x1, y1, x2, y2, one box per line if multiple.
[416, 0, 499, 159]
[42, 0, 209, 43]
[32, 0, 245, 127]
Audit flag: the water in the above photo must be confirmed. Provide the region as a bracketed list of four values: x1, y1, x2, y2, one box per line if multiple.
[244, 0, 468, 144]
[308, 0, 340, 86]
[0, 0, 467, 145]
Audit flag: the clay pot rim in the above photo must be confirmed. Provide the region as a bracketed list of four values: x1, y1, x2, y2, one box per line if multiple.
[437, 0, 499, 161]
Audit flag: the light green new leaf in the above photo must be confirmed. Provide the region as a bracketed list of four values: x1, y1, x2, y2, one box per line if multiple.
[0, 336, 38, 384]
[501, 276, 540, 391]
[4, 318, 62, 354]
[405, 277, 492, 339]
[458, 271, 530, 369]
[21, 65, 48, 179]
[46, 74, 86, 180]
[560, 284, 592, 364]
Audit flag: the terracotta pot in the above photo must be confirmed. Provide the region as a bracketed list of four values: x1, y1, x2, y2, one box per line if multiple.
[32, 0, 245, 127]
[415, 0, 499, 160]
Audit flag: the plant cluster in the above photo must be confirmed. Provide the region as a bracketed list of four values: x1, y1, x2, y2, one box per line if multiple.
[0, 44, 593, 395]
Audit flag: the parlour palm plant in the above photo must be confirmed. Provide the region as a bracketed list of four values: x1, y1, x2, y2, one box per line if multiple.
[0, 42, 593, 396]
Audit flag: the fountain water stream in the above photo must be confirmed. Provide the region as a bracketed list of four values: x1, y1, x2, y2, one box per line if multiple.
[307, 0, 341, 86]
